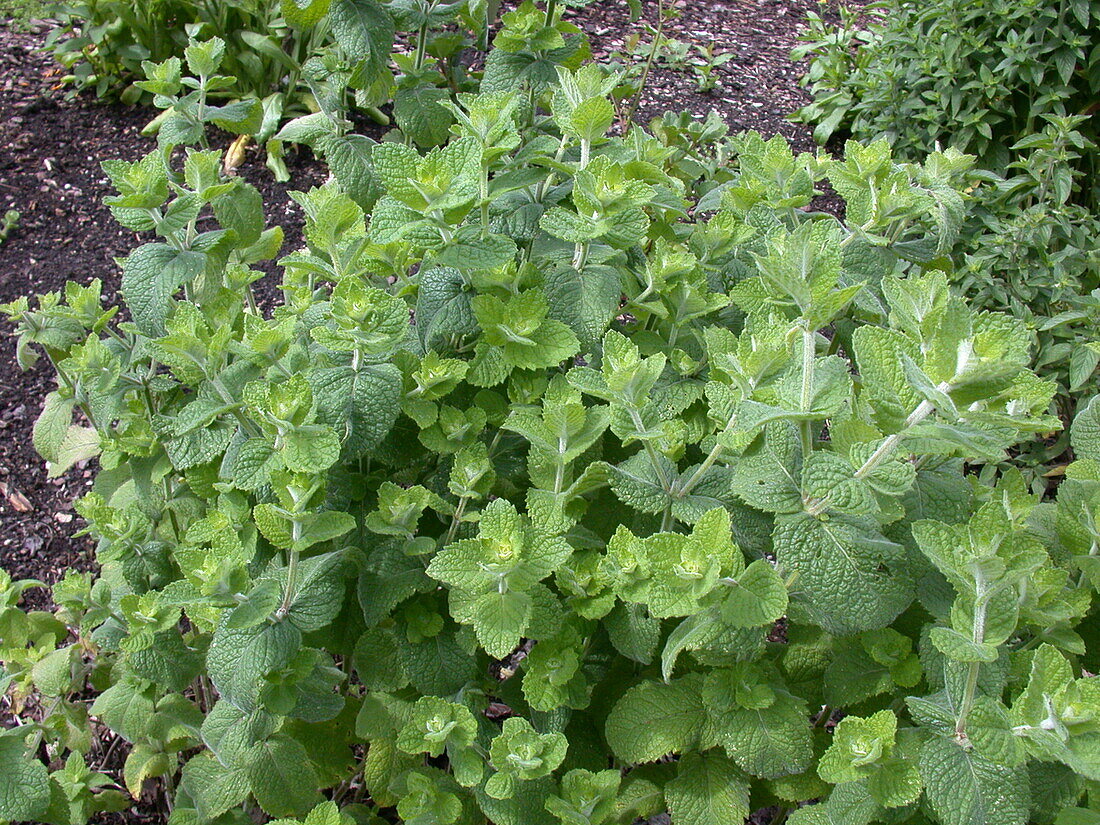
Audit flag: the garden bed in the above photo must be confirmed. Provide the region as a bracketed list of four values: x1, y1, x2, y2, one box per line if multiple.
[3, 2, 1097, 825]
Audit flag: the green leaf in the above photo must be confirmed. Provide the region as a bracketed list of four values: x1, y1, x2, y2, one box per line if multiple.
[488, 716, 568, 793]
[245, 734, 325, 818]
[282, 0, 332, 28]
[227, 579, 285, 630]
[207, 99, 264, 134]
[919, 737, 1028, 825]
[470, 589, 532, 659]
[279, 549, 349, 631]
[33, 391, 74, 463]
[721, 559, 788, 628]
[708, 693, 814, 779]
[397, 629, 478, 696]
[126, 629, 202, 692]
[545, 769, 620, 825]
[31, 646, 74, 696]
[773, 513, 912, 636]
[283, 424, 342, 473]
[124, 743, 171, 799]
[90, 677, 156, 742]
[358, 541, 434, 627]
[666, 752, 750, 825]
[213, 184, 265, 246]
[417, 267, 477, 349]
[786, 782, 880, 825]
[605, 602, 661, 664]
[179, 751, 250, 820]
[662, 609, 721, 682]
[45, 424, 101, 478]
[544, 264, 621, 353]
[120, 243, 205, 335]
[0, 727, 50, 822]
[1071, 396, 1100, 462]
[329, 0, 394, 66]
[605, 677, 706, 764]
[311, 363, 402, 457]
[322, 133, 382, 211]
[817, 710, 896, 784]
[207, 617, 301, 711]
[396, 696, 478, 757]
[929, 626, 998, 663]
[395, 85, 454, 148]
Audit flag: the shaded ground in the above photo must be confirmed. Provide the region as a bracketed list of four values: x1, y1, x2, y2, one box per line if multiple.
[573, 0, 821, 151]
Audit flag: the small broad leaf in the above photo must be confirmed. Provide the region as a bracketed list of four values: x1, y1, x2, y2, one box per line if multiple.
[666, 752, 750, 825]
[0, 728, 50, 821]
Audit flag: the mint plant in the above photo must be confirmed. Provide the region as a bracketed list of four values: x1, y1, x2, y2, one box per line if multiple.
[2, 31, 1099, 825]
[792, 0, 1100, 451]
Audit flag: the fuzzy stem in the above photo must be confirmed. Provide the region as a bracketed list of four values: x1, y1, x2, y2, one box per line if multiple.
[413, 20, 429, 71]
[445, 496, 469, 545]
[805, 383, 947, 517]
[277, 537, 301, 618]
[954, 573, 988, 745]
[799, 325, 816, 457]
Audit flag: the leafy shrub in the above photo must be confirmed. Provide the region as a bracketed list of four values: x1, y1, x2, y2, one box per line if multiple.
[48, 0, 324, 101]
[2, 32, 1100, 825]
[793, 0, 1100, 178]
[793, 0, 1100, 442]
[956, 116, 1100, 461]
[45, 0, 563, 174]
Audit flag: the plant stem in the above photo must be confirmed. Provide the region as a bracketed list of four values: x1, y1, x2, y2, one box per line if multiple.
[195, 75, 209, 150]
[534, 136, 569, 204]
[799, 325, 816, 457]
[1076, 540, 1097, 588]
[277, 519, 303, 618]
[572, 241, 589, 270]
[678, 440, 724, 500]
[628, 406, 671, 491]
[660, 503, 674, 532]
[853, 396, 938, 480]
[445, 496, 469, 545]
[277, 547, 300, 618]
[553, 435, 566, 495]
[163, 764, 176, 812]
[480, 163, 491, 237]
[414, 20, 429, 71]
[625, 0, 665, 125]
[804, 383, 947, 517]
[954, 574, 988, 746]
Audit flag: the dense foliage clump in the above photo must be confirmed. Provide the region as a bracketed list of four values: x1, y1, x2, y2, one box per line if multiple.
[1, 11, 1099, 825]
[794, 0, 1100, 438]
[45, 0, 585, 178]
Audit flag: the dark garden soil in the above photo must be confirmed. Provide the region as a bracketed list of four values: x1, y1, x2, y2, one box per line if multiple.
[570, 0, 824, 151]
[0, 2, 831, 820]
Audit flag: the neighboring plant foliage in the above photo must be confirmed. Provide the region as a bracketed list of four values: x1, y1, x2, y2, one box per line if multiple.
[957, 116, 1100, 461]
[793, 0, 1100, 178]
[792, 0, 1100, 444]
[44, 0, 557, 176]
[2, 29, 1100, 825]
